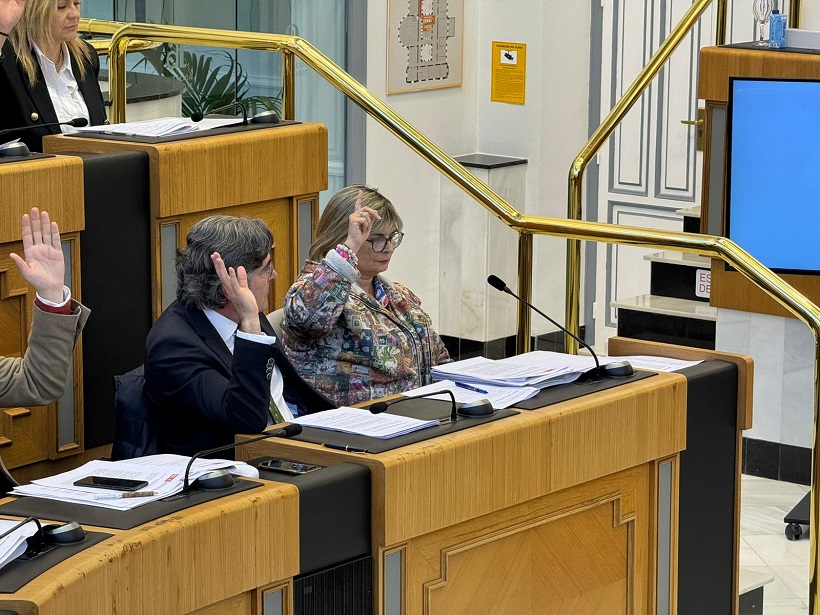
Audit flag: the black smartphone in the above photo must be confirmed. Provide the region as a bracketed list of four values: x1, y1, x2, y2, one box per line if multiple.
[72, 476, 150, 491]
[257, 458, 323, 476]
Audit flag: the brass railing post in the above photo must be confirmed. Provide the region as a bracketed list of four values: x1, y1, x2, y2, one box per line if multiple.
[716, 0, 728, 45]
[790, 0, 801, 29]
[282, 52, 296, 120]
[516, 232, 533, 354]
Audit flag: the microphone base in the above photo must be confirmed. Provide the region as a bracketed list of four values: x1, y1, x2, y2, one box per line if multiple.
[573, 366, 607, 385]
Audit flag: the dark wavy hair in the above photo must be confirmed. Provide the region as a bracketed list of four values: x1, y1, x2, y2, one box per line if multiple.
[176, 216, 273, 309]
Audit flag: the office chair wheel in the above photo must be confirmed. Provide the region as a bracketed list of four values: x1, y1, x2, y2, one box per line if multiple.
[785, 523, 803, 541]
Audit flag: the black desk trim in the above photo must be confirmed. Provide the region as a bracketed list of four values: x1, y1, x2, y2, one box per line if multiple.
[0, 530, 111, 593]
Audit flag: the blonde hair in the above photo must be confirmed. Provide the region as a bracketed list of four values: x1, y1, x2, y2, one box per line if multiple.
[309, 185, 404, 262]
[9, 0, 91, 87]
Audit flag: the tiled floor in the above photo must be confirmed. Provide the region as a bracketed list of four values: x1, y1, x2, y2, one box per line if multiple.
[741, 474, 811, 614]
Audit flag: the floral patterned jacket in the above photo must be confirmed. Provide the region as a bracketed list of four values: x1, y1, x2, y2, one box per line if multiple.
[282, 250, 451, 407]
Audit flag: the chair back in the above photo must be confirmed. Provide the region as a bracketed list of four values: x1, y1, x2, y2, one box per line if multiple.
[110, 364, 158, 460]
[267, 308, 285, 339]
[0, 453, 18, 496]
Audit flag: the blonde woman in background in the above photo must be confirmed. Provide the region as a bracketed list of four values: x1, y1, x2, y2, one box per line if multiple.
[0, 0, 106, 152]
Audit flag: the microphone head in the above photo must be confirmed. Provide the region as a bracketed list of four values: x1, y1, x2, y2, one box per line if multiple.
[69, 117, 89, 128]
[279, 423, 303, 437]
[369, 401, 389, 414]
[487, 275, 508, 292]
[190, 111, 204, 122]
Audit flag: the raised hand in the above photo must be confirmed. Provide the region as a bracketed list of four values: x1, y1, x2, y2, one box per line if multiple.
[344, 189, 381, 253]
[0, 0, 26, 38]
[211, 252, 262, 334]
[10, 208, 65, 304]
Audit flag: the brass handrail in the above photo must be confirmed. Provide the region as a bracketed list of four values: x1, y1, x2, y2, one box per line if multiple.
[88, 16, 820, 610]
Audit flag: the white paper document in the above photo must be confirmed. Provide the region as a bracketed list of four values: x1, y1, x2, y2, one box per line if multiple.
[9, 456, 258, 510]
[0, 519, 39, 571]
[76, 116, 241, 137]
[608, 355, 703, 372]
[402, 379, 539, 409]
[294, 407, 439, 439]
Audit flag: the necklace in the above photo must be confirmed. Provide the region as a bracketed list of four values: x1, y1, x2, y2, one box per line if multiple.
[55, 45, 63, 68]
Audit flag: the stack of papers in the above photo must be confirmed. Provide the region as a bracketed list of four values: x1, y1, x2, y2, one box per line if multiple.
[432, 351, 705, 391]
[402, 379, 539, 409]
[294, 407, 439, 439]
[0, 519, 39, 571]
[10, 455, 258, 511]
[75, 116, 242, 137]
[432, 352, 583, 389]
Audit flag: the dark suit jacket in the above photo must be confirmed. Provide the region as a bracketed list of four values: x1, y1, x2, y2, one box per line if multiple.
[144, 300, 334, 457]
[0, 40, 107, 152]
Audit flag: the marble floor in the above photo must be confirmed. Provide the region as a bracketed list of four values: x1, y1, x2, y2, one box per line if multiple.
[741, 474, 811, 614]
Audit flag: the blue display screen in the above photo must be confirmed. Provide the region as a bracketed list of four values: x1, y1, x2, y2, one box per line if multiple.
[727, 78, 820, 274]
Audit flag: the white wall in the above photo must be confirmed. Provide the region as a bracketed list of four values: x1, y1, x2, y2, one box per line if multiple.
[803, 3, 820, 29]
[366, 0, 591, 335]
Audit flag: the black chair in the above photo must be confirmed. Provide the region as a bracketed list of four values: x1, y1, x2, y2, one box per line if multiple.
[110, 365, 158, 460]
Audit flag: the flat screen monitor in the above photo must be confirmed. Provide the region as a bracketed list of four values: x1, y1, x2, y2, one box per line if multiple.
[727, 77, 820, 275]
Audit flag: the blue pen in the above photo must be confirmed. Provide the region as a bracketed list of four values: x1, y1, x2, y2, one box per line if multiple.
[455, 382, 488, 395]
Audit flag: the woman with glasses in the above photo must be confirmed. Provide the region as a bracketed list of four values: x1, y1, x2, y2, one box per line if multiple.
[281, 184, 450, 406]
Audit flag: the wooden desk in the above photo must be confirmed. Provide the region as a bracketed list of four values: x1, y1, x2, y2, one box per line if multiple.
[0, 481, 300, 615]
[238, 372, 687, 615]
[43, 124, 328, 318]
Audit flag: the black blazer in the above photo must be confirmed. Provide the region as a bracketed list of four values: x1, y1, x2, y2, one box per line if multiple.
[0, 40, 107, 152]
[144, 300, 334, 457]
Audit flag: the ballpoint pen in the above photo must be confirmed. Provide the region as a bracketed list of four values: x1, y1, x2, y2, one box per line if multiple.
[322, 443, 369, 453]
[455, 382, 488, 395]
[93, 491, 158, 500]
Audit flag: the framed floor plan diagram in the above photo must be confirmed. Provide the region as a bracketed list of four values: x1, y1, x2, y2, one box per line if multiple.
[387, 0, 464, 94]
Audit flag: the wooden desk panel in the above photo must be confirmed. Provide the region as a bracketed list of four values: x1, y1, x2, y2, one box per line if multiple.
[43, 125, 327, 217]
[699, 46, 820, 103]
[241, 372, 685, 546]
[0, 481, 300, 615]
[0, 157, 84, 242]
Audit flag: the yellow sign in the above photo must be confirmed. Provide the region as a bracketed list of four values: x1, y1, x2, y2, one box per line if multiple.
[491, 41, 527, 105]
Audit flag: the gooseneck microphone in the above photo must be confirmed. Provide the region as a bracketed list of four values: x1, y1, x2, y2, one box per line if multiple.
[486, 275, 633, 383]
[370, 390, 459, 423]
[0, 117, 89, 138]
[181, 423, 303, 493]
[190, 101, 248, 125]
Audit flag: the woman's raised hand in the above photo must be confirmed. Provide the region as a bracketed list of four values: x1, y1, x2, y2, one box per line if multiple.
[343, 190, 380, 253]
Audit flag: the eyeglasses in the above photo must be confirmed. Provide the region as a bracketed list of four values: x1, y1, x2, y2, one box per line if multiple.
[365, 231, 404, 253]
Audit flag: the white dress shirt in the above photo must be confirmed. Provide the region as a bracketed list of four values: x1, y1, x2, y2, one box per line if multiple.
[203, 309, 293, 424]
[32, 42, 90, 130]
